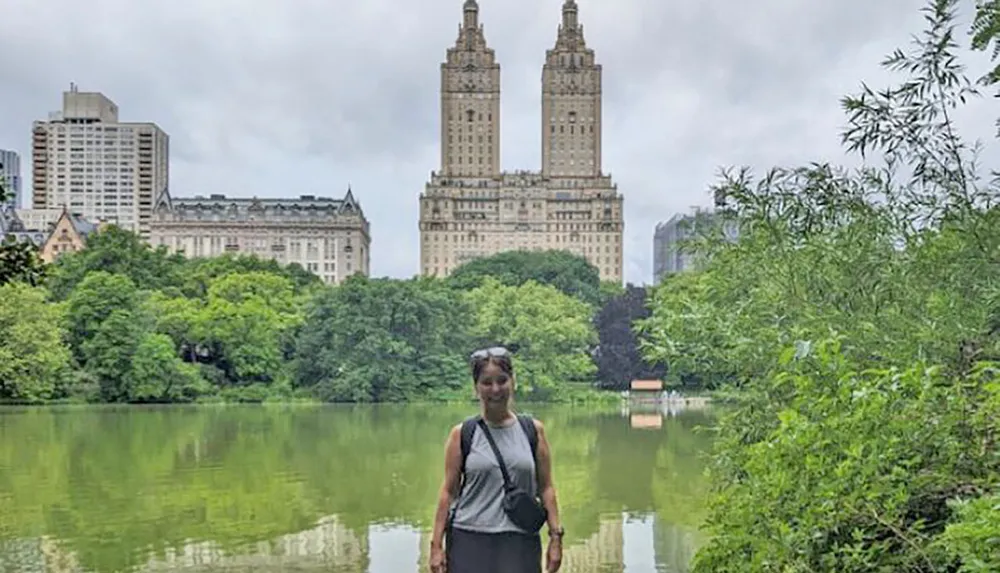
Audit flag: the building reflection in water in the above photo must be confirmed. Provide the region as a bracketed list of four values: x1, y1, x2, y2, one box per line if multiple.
[139, 514, 368, 571]
[652, 514, 700, 573]
[0, 510, 701, 572]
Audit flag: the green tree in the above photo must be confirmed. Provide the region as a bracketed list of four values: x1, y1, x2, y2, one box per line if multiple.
[597, 280, 625, 304]
[179, 253, 320, 298]
[46, 226, 186, 300]
[64, 271, 215, 402]
[634, 1, 1000, 570]
[973, 0, 1000, 91]
[0, 237, 47, 288]
[448, 250, 603, 306]
[64, 272, 141, 364]
[142, 291, 204, 363]
[294, 275, 472, 402]
[83, 309, 147, 402]
[0, 173, 46, 287]
[129, 333, 209, 402]
[198, 272, 304, 394]
[465, 278, 597, 398]
[0, 283, 72, 402]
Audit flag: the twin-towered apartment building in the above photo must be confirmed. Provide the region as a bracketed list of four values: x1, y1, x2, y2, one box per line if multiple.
[7, 0, 625, 285]
[418, 0, 624, 282]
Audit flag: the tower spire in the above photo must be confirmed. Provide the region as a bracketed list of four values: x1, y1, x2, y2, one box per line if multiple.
[562, 0, 578, 29]
[542, 0, 602, 178]
[463, 0, 479, 29]
[437, 0, 501, 177]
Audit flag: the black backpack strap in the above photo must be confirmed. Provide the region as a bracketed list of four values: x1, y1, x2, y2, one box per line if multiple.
[517, 414, 543, 494]
[451, 415, 482, 530]
[517, 414, 538, 460]
[460, 415, 480, 471]
[457, 415, 480, 498]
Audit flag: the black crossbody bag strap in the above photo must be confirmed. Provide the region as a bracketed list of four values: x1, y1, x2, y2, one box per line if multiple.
[476, 419, 515, 492]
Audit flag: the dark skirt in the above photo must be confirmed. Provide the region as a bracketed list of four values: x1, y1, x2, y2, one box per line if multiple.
[446, 527, 542, 573]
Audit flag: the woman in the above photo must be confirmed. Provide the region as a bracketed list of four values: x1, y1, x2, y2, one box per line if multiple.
[429, 346, 564, 573]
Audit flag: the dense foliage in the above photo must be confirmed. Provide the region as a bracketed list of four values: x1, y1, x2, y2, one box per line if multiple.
[973, 0, 1000, 93]
[593, 284, 666, 391]
[446, 248, 607, 306]
[636, 0, 1000, 570]
[0, 219, 662, 403]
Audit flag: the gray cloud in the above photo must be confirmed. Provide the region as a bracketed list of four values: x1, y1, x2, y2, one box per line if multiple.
[0, 0, 994, 283]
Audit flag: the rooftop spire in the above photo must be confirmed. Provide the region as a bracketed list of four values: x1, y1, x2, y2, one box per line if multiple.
[563, 1, 578, 23]
[463, 0, 479, 29]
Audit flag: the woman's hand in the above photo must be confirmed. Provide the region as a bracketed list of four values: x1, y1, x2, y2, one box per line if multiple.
[546, 537, 562, 572]
[429, 543, 446, 573]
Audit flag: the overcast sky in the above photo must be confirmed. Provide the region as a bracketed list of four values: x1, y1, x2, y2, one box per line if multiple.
[0, 0, 994, 284]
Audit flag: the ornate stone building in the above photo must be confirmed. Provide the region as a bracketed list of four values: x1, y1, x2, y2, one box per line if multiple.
[1, 205, 99, 263]
[149, 189, 370, 285]
[39, 208, 100, 263]
[419, 0, 624, 283]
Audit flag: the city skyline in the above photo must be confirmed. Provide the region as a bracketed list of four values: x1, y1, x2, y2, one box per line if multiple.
[0, 0, 994, 285]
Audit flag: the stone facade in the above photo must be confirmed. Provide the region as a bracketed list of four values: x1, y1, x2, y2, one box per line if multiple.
[1, 205, 98, 262]
[419, 0, 624, 283]
[149, 189, 370, 285]
[15, 208, 64, 234]
[440, 0, 501, 177]
[0, 205, 47, 248]
[39, 208, 99, 263]
[541, 0, 602, 178]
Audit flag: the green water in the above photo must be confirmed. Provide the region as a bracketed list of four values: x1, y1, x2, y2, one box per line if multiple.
[0, 403, 715, 572]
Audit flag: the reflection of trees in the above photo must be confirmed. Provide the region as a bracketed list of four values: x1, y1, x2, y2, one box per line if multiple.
[0, 404, 715, 573]
[594, 413, 664, 512]
[526, 405, 610, 544]
[649, 412, 715, 533]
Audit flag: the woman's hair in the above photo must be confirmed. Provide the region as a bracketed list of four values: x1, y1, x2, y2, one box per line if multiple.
[470, 346, 514, 382]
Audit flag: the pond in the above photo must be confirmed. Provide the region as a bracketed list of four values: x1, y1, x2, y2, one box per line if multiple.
[0, 402, 715, 572]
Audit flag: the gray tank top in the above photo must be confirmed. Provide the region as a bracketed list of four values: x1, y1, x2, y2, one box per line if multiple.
[451, 417, 538, 534]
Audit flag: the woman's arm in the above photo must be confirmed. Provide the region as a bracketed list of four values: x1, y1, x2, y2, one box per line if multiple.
[430, 424, 463, 551]
[534, 419, 563, 535]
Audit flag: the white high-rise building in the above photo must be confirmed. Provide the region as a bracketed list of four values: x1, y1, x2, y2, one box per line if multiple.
[31, 85, 169, 239]
[0, 149, 21, 209]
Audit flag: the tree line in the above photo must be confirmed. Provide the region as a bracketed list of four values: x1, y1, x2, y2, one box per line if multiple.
[0, 218, 669, 403]
[632, 1, 1000, 570]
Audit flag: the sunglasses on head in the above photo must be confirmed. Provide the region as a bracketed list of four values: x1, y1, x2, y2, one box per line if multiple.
[470, 346, 511, 363]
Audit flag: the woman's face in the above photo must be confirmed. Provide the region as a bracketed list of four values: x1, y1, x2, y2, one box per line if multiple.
[475, 361, 513, 406]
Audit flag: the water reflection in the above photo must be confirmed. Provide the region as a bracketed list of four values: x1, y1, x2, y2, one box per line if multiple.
[0, 403, 715, 572]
